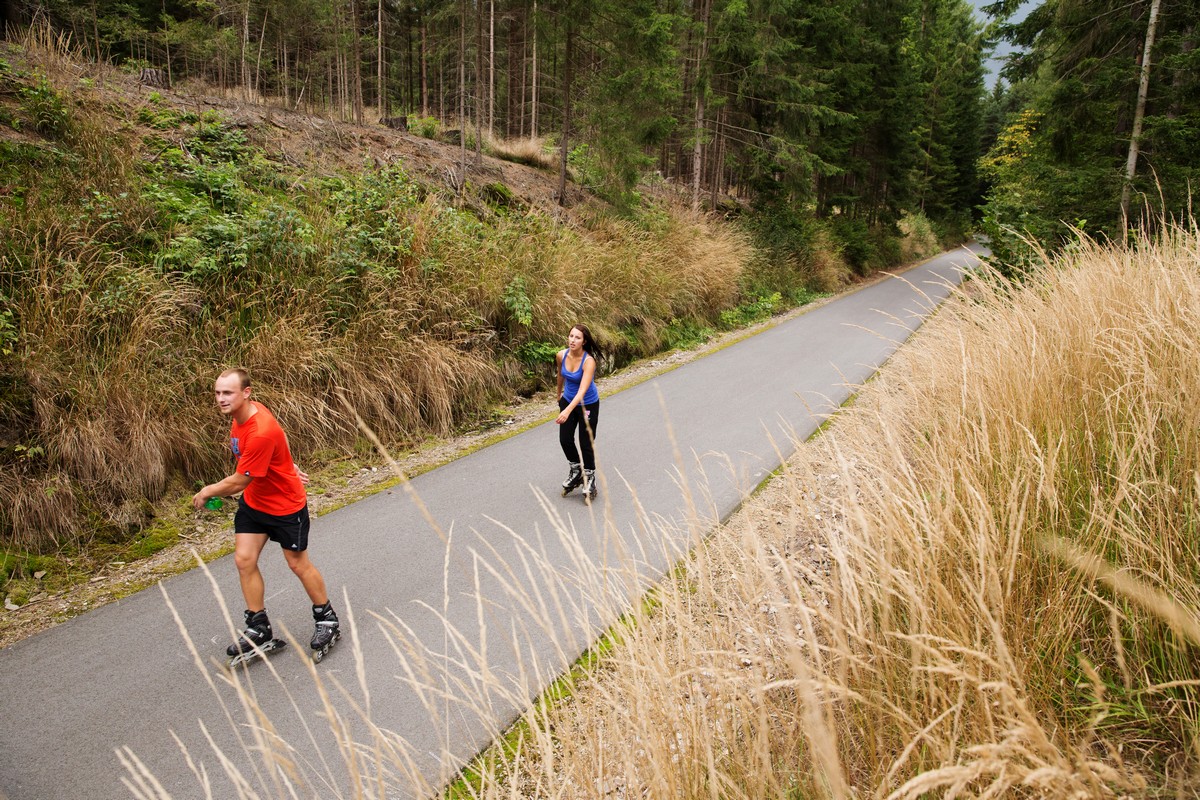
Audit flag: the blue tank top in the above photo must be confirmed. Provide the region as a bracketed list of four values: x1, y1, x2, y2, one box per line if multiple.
[560, 351, 600, 405]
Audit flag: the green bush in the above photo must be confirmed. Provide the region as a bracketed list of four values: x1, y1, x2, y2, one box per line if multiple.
[503, 277, 534, 328]
[515, 340, 560, 366]
[0, 306, 17, 357]
[831, 217, 876, 274]
[409, 115, 440, 139]
[663, 317, 714, 350]
[19, 75, 70, 138]
[719, 292, 781, 329]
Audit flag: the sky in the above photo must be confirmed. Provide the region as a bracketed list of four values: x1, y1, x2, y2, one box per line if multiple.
[966, 0, 1037, 88]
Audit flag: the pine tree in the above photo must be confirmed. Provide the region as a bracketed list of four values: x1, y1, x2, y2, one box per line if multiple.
[982, 0, 1200, 256]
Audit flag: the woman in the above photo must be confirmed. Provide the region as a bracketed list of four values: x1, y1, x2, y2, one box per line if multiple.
[555, 324, 601, 502]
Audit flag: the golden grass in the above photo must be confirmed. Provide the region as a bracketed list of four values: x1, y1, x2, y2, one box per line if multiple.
[896, 211, 942, 264]
[135, 224, 1200, 798]
[486, 135, 559, 171]
[504, 224, 1199, 797]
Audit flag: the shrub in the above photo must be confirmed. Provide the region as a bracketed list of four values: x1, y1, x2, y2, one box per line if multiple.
[831, 216, 876, 274]
[897, 210, 940, 262]
[19, 75, 70, 138]
[408, 115, 440, 139]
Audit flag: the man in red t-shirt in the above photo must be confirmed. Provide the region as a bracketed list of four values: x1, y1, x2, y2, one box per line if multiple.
[193, 368, 339, 661]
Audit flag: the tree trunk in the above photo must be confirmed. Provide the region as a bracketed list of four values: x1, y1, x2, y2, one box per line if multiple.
[459, 0, 467, 173]
[406, 18, 415, 113]
[517, 8, 527, 137]
[488, 0, 495, 137]
[160, 0, 172, 85]
[253, 8, 268, 99]
[241, 0, 250, 99]
[92, 2, 102, 62]
[351, 0, 364, 124]
[1120, 0, 1162, 233]
[691, 0, 713, 212]
[558, 18, 572, 206]
[377, 0, 386, 116]
[530, 0, 538, 138]
[420, 14, 429, 116]
[710, 105, 725, 209]
[475, 0, 483, 163]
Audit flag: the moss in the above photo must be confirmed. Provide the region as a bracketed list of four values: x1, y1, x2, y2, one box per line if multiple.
[481, 181, 517, 211]
[122, 521, 181, 560]
[1, 548, 88, 604]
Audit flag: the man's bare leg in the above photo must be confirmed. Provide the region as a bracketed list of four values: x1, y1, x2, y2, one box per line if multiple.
[282, 549, 328, 606]
[233, 533, 270, 610]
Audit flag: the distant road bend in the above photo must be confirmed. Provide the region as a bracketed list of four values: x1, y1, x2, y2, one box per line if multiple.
[0, 244, 984, 800]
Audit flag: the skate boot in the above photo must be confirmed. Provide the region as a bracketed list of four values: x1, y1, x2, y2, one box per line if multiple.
[582, 469, 597, 504]
[310, 602, 341, 663]
[561, 463, 583, 496]
[226, 609, 284, 666]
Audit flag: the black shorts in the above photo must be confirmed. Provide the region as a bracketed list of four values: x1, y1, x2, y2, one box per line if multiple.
[234, 501, 311, 552]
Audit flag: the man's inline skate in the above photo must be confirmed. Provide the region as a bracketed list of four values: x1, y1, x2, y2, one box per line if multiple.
[226, 609, 286, 667]
[310, 602, 341, 663]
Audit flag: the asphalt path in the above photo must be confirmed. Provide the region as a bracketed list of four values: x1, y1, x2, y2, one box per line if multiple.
[0, 244, 983, 799]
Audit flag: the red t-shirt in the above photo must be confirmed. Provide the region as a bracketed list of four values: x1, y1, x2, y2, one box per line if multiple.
[229, 402, 306, 516]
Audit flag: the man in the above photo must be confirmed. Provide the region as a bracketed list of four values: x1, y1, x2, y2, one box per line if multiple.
[192, 368, 339, 659]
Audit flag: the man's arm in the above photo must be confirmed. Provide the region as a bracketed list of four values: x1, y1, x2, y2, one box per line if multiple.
[192, 473, 252, 510]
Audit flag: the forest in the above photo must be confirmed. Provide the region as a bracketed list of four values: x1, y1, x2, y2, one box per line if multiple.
[4, 1, 1194, 254]
[0, 0, 1198, 556]
[5, 0, 990, 235]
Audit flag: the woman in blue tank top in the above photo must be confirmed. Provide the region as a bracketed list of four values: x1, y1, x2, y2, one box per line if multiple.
[555, 323, 601, 502]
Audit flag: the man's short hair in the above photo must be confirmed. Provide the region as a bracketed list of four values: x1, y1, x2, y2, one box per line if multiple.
[219, 368, 251, 389]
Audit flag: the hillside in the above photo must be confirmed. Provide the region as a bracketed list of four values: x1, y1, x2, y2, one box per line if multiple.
[1, 48, 573, 211]
[0, 41, 755, 545]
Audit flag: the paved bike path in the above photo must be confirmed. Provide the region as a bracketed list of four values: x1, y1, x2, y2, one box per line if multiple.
[0, 245, 983, 799]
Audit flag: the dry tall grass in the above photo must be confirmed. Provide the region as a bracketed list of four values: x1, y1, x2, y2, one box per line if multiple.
[485, 224, 1200, 797]
[137, 225, 1199, 799]
[486, 135, 559, 172]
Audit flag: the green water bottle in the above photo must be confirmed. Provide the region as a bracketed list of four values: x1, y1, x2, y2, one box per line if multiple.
[204, 496, 224, 511]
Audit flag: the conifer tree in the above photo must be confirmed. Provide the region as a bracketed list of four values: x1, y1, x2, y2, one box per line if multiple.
[982, 0, 1200, 258]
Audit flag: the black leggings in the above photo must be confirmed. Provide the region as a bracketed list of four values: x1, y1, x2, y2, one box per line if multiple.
[559, 397, 600, 470]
